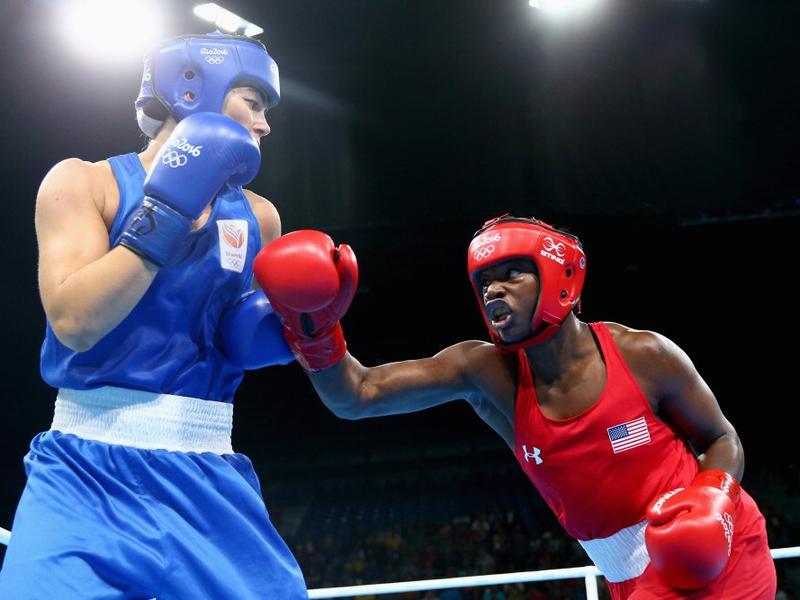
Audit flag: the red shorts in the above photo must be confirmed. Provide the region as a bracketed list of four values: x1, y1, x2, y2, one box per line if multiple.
[607, 491, 776, 600]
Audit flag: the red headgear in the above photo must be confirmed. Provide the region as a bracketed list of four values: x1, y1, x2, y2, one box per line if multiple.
[467, 215, 587, 349]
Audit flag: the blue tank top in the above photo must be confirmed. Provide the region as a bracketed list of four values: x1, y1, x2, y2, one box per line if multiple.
[40, 153, 261, 403]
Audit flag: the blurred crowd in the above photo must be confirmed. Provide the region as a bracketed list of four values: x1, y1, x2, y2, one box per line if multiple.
[270, 459, 799, 599]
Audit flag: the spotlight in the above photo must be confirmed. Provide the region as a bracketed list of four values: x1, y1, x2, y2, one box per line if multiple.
[193, 3, 263, 36]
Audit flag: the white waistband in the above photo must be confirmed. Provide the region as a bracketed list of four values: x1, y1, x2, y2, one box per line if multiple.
[51, 387, 234, 454]
[577, 520, 650, 583]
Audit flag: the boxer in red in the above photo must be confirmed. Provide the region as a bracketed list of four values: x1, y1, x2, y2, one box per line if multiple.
[255, 216, 776, 599]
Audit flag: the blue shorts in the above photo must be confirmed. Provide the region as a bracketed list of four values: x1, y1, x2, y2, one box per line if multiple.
[0, 431, 308, 599]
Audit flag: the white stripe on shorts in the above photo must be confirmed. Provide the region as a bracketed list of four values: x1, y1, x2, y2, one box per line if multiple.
[51, 386, 234, 454]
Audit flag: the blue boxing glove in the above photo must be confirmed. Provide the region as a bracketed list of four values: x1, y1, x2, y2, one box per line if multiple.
[119, 112, 261, 267]
[220, 289, 295, 370]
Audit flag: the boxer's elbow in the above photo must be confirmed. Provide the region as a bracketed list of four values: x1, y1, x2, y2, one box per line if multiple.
[50, 315, 103, 352]
[328, 385, 375, 420]
[311, 359, 377, 420]
[320, 383, 376, 420]
[326, 401, 362, 420]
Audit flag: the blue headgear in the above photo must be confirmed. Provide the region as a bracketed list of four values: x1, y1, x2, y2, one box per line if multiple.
[135, 32, 280, 138]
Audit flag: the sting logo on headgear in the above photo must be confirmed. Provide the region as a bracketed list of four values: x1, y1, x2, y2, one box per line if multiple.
[467, 214, 587, 350]
[540, 236, 568, 265]
[135, 32, 281, 139]
[542, 235, 567, 258]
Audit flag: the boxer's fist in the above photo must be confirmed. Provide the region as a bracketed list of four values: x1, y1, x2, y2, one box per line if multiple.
[145, 112, 261, 216]
[120, 113, 261, 266]
[220, 289, 295, 369]
[254, 230, 358, 371]
[645, 470, 739, 590]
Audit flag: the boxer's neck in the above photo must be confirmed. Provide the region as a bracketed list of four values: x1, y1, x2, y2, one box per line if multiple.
[522, 314, 592, 385]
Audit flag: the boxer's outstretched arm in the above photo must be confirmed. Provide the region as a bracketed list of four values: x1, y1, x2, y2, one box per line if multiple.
[307, 341, 486, 419]
[254, 230, 513, 443]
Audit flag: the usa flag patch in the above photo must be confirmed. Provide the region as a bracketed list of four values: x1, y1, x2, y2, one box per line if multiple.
[607, 416, 651, 454]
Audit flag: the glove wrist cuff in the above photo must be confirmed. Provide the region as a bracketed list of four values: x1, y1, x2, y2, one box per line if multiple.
[118, 197, 192, 267]
[693, 469, 741, 503]
[288, 322, 347, 372]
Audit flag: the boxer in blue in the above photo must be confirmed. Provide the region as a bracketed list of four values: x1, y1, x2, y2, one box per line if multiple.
[0, 32, 308, 599]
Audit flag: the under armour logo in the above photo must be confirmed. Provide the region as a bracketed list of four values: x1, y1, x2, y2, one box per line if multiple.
[522, 444, 543, 465]
[542, 237, 566, 257]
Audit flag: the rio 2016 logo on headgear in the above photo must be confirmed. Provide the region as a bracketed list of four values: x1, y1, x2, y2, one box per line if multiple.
[201, 47, 228, 65]
[473, 245, 496, 261]
[471, 233, 501, 261]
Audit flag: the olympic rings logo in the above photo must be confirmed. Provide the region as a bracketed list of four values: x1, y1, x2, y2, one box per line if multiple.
[161, 150, 188, 168]
[205, 56, 225, 65]
[542, 237, 566, 257]
[473, 245, 496, 261]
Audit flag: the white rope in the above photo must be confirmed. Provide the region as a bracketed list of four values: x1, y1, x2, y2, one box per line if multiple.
[307, 565, 602, 598]
[771, 546, 800, 559]
[0, 526, 797, 599]
[306, 547, 800, 598]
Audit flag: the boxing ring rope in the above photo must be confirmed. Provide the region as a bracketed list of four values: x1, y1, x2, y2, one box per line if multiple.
[308, 565, 605, 600]
[0, 526, 796, 597]
[304, 547, 800, 599]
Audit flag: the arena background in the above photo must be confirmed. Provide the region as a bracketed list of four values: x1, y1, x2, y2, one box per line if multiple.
[0, 0, 797, 597]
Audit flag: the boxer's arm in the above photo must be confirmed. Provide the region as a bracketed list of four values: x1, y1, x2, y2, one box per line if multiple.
[308, 340, 487, 419]
[36, 159, 158, 352]
[620, 327, 745, 589]
[619, 328, 743, 478]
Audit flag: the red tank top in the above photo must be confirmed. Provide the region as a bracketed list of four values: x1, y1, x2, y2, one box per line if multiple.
[513, 322, 698, 540]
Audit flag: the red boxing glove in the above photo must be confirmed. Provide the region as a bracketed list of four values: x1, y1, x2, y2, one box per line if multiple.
[645, 470, 740, 590]
[253, 230, 358, 371]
